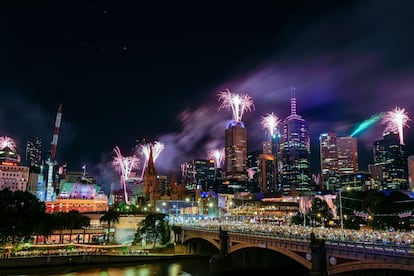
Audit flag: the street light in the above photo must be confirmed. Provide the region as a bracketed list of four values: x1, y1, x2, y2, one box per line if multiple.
[339, 189, 344, 231]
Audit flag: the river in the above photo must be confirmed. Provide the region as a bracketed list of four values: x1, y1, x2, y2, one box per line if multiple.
[0, 256, 310, 276]
[0, 257, 412, 276]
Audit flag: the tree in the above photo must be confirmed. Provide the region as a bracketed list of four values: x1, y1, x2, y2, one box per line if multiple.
[309, 197, 333, 227]
[65, 210, 90, 243]
[100, 207, 120, 243]
[0, 189, 47, 243]
[134, 213, 170, 248]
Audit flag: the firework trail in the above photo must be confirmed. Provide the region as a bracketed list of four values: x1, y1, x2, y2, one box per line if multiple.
[218, 88, 254, 122]
[207, 148, 225, 168]
[260, 112, 280, 138]
[0, 136, 17, 152]
[350, 113, 385, 137]
[139, 141, 165, 180]
[113, 146, 140, 204]
[382, 107, 410, 145]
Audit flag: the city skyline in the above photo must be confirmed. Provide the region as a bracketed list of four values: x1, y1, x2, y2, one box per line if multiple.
[0, 1, 413, 182]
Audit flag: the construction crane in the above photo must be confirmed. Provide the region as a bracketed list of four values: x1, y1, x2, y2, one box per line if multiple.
[45, 104, 62, 201]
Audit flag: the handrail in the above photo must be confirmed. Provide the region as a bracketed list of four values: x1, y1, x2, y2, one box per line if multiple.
[180, 225, 414, 254]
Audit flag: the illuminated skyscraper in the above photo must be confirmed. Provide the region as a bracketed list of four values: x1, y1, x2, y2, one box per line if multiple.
[320, 132, 358, 191]
[337, 136, 358, 175]
[408, 156, 414, 191]
[181, 159, 215, 192]
[25, 137, 42, 168]
[373, 131, 408, 190]
[224, 121, 248, 189]
[279, 91, 310, 195]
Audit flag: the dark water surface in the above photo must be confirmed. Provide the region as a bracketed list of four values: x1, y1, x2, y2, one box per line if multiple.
[0, 257, 411, 276]
[0, 256, 309, 276]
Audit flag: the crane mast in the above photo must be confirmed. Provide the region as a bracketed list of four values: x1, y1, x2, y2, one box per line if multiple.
[45, 104, 62, 202]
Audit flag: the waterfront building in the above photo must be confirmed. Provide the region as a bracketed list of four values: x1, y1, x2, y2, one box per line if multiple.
[45, 178, 108, 213]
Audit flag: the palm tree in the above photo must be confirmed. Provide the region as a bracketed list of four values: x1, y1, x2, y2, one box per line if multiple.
[100, 207, 120, 243]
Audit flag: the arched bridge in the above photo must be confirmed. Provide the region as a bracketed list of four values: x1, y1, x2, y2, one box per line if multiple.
[176, 226, 414, 275]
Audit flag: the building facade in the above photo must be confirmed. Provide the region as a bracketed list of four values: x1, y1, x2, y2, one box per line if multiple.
[320, 132, 358, 192]
[373, 131, 408, 190]
[279, 94, 311, 195]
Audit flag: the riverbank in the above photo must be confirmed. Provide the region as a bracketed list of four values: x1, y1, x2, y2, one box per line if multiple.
[0, 253, 205, 270]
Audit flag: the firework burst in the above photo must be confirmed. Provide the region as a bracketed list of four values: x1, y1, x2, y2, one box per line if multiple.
[382, 107, 410, 145]
[113, 146, 140, 203]
[0, 136, 16, 152]
[207, 148, 225, 168]
[260, 112, 280, 137]
[218, 89, 254, 122]
[138, 141, 165, 180]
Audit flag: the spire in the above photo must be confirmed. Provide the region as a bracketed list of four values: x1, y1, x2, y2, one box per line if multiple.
[290, 86, 296, 116]
[148, 143, 154, 170]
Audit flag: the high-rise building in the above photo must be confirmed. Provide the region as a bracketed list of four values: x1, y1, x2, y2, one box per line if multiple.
[25, 137, 42, 168]
[337, 136, 358, 175]
[407, 156, 414, 192]
[224, 121, 248, 188]
[320, 132, 338, 191]
[319, 132, 358, 191]
[0, 136, 29, 192]
[279, 92, 310, 195]
[181, 159, 215, 192]
[373, 131, 408, 190]
[259, 153, 277, 193]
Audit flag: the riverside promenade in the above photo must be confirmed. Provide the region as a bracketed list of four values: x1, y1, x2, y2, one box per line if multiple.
[0, 243, 199, 269]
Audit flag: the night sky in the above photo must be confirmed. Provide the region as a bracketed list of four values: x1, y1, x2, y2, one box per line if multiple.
[0, 1, 413, 189]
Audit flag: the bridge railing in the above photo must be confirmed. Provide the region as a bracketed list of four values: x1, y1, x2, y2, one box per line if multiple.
[180, 224, 414, 255]
[180, 225, 310, 242]
[326, 239, 414, 256]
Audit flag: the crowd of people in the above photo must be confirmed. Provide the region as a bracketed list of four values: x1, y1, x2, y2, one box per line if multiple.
[175, 217, 414, 246]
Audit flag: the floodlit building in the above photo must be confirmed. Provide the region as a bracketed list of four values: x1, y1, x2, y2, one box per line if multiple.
[0, 136, 29, 192]
[279, 92, 311, 195]
[373, 131, 408, 190]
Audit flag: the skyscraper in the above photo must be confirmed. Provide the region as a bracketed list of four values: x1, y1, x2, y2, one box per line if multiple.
[224, 121, 248, 188]
[407, 156, 414, 191]
[181, 159, 215, 191]
[337, 136, 358, 175]
[25, 137, 42, 168]
[319, 132, 338, 191]
[279, 91, 310, 195]
[320, 132, 358, 192]
[373, 131, 408, 190]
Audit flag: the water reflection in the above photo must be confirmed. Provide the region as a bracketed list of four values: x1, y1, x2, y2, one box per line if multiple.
[0, 258, 212, 276]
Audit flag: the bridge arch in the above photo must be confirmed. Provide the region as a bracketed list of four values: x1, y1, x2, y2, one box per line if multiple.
[229, 243, 312, 270]
[329, 259, 414, 275]
[182, 236, 220, 251]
